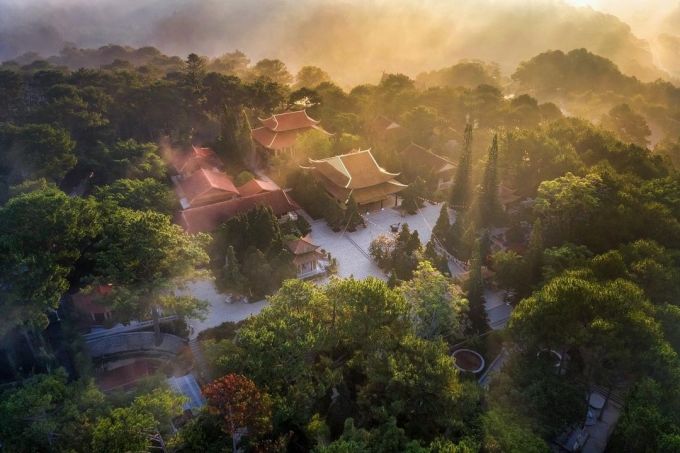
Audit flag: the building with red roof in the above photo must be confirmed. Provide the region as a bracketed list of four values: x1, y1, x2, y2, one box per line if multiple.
[286, 235, 326, 278]
[176, 168, 240, 208]
[172, 145, 223, 177]
[72, 284, 114, 326]
[169, 144, 300, 233]
[370, 115, 402, 138]
[177, 189, 298, 234]
[236, 178, 279, 197]
[251, 110, 331, 154]
[400, 143, 457, 190]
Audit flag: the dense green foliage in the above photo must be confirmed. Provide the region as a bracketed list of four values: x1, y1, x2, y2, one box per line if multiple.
[0, 369, 185, 452]
[3, 40, 680, 452]
[200, 277, 480, 450]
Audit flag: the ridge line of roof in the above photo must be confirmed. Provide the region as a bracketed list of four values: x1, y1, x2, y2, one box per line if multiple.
[367, 150, 400, 178]
[339, 155, 353, 188]
[268, 131, 278, 148]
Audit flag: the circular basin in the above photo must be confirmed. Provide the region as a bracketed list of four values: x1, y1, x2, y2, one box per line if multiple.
[537, 349, 562, 367]
[452, 349, 485, 374]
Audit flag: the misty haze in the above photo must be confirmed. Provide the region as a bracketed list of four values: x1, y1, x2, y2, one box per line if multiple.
[1, 1, 680, 452]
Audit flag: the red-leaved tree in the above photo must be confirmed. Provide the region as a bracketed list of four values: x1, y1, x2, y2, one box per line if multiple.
[202, 374, 272, 451]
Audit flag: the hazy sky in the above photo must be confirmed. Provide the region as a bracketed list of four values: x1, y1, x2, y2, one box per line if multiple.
[1, 0, 679, 84]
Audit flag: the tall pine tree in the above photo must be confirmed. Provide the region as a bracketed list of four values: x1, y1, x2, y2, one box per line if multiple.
[223, 245, 245, 291]
[450, 123, 473, 208]
[524, 218, 544, 291]
[432, 202, 451, 250]
[478, 133, 499, 228]
[466, 238, 490, 334]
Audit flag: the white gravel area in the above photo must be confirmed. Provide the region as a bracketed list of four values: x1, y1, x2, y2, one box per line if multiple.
[179, 279, 267, 339]
[311, 202, 443, 281]
[179, 202, 511, 338]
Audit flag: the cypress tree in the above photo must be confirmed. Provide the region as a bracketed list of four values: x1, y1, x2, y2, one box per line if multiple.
[343, 196, 363, 231]
[424, 238, 450, 275]
[466, 238, 490, 334]
[478, 134, 499, 228]
[432, 203, 451, 250]
[223, 245, 245, 290]
[450, 123, 473, 208]
[524, 218, 544, 289]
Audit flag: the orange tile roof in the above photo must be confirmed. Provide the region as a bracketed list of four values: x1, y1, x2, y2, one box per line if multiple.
[177, 189, 298, 233]
[172, 146, 223, 175]
[72, 284, 113, 315]
[178, 168, 239, 206]
[252, 110, 331, 151]
[287, 235, 320, 255]
[401, 143, 456, 174]
[372, 115, 401, 132]
[237, 178, 279, 197]
[259, 110, 320, 132]
[251, 125, 331, 151]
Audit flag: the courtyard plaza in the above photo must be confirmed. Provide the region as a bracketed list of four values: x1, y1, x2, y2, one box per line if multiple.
[184, 202, 512, 337]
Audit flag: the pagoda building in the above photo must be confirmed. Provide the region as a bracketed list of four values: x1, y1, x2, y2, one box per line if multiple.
[251, 110, 331, 155]
[303, 149, 407, 209]
[286, 235, 325, 278]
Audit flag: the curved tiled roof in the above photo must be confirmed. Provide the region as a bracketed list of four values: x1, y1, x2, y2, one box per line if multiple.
[307, 149, 400, 189]
[259, 110, 320, 132]
[287, 235, 320, 255]
[252, 125, 331, 151]
[172, 146, 222, 174]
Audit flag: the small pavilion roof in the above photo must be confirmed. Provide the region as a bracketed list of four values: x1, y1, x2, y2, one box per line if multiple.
[287, 235, 320, 255]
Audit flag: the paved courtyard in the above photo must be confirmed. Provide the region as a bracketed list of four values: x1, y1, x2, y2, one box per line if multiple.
[311, 202, 444, 281]
[181, 202, 512, 338]
[179, 279, 267, 339]
[485, 289, 513, 329]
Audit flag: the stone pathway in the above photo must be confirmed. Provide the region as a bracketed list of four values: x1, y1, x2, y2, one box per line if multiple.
[178, 279, 267, 339]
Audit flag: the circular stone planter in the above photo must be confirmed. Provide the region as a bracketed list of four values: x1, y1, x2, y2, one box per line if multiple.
[536, 349, 562, 368]
[452, 349, 485, 374]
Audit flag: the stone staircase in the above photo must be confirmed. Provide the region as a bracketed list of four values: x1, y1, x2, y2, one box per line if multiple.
[188, 338, 209, 383]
